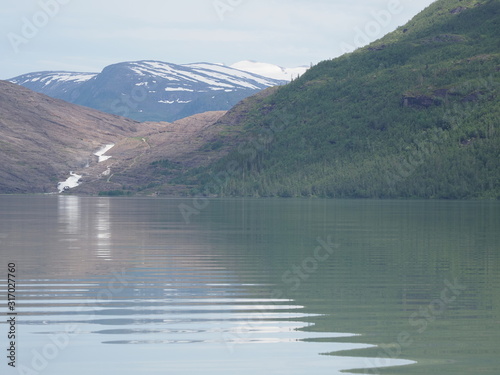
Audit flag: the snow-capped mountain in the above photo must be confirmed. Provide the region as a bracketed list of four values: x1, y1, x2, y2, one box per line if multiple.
[9, 61, 286, 122]
[10, 72, 97, 101]
[230, 61, 309, 81]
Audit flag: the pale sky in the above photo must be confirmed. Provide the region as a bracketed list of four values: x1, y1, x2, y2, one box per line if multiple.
[1, 0, 436, 79]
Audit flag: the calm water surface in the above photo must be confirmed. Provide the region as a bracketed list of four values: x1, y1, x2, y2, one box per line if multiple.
[0, 196, 499, 374]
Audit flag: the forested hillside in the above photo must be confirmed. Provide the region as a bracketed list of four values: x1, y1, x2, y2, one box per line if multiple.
[180, 0, 500, 199]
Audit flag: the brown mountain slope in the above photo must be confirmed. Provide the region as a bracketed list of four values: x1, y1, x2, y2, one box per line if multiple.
[0, 81, 231, 195]
[0, 80, 141, 193]
[69, 88, 279, 195]
[70, 111, 229, 195]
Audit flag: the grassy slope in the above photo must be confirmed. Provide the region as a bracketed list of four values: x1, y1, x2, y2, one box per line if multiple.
[182, 0, 500, 199]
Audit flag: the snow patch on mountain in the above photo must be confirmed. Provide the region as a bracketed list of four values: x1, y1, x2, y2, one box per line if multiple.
[165, 87, 194, 92]
[109, 60, 284, 91]
[230, 61, 308, 81]
[57, 172, 82, 193]
[185, 63, 278, 87]
[11, 72, 97, 86]
[94, 144, 115, 163]
[159, 99, 192, 104]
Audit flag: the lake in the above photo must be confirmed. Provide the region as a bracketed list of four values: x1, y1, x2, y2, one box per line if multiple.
[0, 196, 499, 374]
